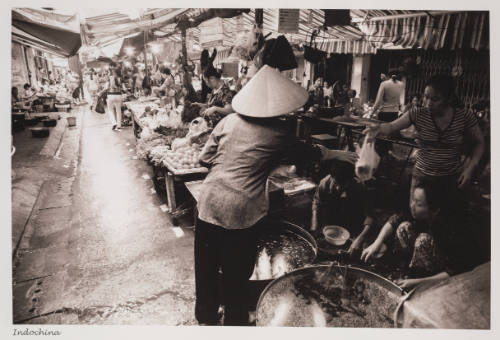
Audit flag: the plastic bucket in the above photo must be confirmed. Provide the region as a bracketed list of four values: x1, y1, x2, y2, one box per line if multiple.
[67, 116, 77, 127]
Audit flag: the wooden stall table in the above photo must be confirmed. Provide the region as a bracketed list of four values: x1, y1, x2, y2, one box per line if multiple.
[36, 94, 56, 111]
[161, 159, 208, 217]
[185, 175, 317, 228]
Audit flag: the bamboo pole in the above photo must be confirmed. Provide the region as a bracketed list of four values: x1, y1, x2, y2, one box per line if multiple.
[179, 21, 192, 88]
[352, 10, 458, 23]
[143, 30, 149, 77]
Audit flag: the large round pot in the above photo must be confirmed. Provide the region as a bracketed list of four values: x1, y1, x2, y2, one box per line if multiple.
[250, 221, 318, 282]
[245, 221, 318, 312]
[256, 264, 405, 328]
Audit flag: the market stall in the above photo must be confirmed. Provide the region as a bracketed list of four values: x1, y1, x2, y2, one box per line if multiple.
[125, 95, 211, 216]
[20, 7, 487, 330]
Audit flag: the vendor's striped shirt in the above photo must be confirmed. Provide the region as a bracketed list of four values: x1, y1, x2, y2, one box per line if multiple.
[409, 107, 478, 176]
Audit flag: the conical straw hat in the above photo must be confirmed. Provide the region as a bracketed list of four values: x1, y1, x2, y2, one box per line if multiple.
[232, 65, 308, 118]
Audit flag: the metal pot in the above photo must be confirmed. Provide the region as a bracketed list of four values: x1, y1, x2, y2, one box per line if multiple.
[246, 221, 318, 313]
[250, 221, 318, 282]
[256, 264, 404, 327]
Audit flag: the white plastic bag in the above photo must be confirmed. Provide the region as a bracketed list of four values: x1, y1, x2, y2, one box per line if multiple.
[355, 136, 380, 182]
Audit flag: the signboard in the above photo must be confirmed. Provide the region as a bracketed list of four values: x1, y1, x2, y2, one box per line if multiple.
[11, 42, 29, 89]
[201, 39, 224, 49]
[278, 9, 300, 34]
[199, 17, 225, 46]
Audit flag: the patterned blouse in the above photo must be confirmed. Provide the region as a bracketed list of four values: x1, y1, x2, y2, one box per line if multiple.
[204, 82, 234, 127]
[408, 107, 478, 176]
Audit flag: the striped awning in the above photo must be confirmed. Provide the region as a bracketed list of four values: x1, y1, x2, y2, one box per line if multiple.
[153, 9, 368, 55]
[81, 9, 191, 47]
[353, 10, 489, 51]
[317, 39, 377, 54]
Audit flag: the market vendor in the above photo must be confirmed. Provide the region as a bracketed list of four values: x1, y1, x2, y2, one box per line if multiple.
[364, 75, 485, 198]
[331, 89, 362, 123]
[21, 83, 36, 100]
[194, 65, 359, 326]
[38, 78, 49, 93]
[361, 181, 480, 290]
[152, 66, 175, 98]
[311, 159, 374, 256]
[309, 77, 325, 106]
[332, 81, 349, 107]
[193, 67, 234, 127]
[11, 87, 20, 105]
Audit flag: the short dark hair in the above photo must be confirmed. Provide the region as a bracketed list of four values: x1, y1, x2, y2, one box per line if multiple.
[329, 159, 355, 184]
[414, 181, 446, 213]
[425, 75, 457, 103]
[23, 83, 30, 89]
[161, 67, 171, 75]
[204, 66, 221, 80]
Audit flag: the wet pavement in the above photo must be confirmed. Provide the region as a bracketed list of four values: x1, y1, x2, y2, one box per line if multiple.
[13, 106, 197, 325]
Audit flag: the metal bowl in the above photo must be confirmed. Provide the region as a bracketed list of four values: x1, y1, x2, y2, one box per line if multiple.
[256, 264, 404, 327]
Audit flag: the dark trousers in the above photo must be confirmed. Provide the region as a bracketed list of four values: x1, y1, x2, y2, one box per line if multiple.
[194, 217, 259, 326]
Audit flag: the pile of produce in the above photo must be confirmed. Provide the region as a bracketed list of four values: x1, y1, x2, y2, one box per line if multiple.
[140, 108, 186, 132]
[153, 126, 189, 139]
[149, 145, 171, 166]
[136, 132, 172, 160]
[163, 142, 203, 170]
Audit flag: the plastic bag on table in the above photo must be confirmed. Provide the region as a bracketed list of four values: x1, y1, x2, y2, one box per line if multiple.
[355, 136, 380, 182]
[171, 137, 190, 151]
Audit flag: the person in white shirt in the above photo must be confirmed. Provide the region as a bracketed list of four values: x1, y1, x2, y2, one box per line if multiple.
[373, 71, 404, 123]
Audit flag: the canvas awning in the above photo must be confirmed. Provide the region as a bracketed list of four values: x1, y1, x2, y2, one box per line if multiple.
[12, 8, 81, 57]
[80, 9, 191, 47]
[155, 9, 367, 49]
[352, 10, 489, 51]
[12, 26, 69, 58]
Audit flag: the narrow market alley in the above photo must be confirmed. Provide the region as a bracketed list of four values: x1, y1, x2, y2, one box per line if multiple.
[12, 106, 197, 325]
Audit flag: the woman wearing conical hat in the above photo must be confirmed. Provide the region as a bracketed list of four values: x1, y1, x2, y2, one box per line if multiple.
[194, 65, 359, 326]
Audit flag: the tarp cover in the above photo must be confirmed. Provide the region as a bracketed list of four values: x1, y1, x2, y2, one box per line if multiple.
[12, 8, 81, 57]
[396, 262, 490, 329]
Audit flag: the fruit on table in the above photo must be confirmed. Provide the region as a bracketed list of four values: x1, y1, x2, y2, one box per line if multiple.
[165, 143, 203, 170]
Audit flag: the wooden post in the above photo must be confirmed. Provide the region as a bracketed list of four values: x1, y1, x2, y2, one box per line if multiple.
[179, 20, 192, 88]
[255, 9, 264, 28]
[143, 30, 149, 77]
